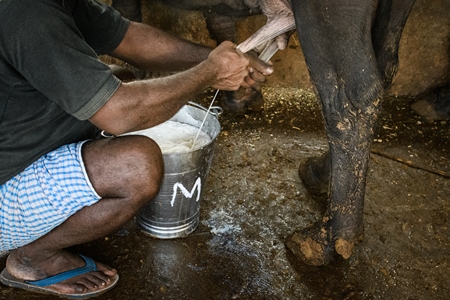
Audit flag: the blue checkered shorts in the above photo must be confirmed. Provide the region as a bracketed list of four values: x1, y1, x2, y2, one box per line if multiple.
[0, 141, 101, 251]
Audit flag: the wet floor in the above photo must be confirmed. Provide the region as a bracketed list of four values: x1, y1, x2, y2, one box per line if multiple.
[1, 87, 448, 300]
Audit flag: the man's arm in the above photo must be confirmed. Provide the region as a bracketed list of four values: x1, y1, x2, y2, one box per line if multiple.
[90, 22, 273, 136]
[109, 21, 272, 78]
[109, 21, 212, 72]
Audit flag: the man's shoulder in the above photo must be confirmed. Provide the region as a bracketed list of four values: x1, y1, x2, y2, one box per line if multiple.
[0, 0, 14, 16]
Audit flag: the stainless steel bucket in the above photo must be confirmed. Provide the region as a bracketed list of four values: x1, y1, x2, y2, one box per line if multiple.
[135, 102, 221, 239]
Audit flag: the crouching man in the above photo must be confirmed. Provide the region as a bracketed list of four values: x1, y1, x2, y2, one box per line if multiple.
[0, 0, 273, 298]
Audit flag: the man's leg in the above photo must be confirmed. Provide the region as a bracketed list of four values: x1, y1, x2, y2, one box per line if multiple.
[5, 135, 163, 295]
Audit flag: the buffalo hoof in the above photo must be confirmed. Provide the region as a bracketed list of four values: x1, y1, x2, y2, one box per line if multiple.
[411, 84, 450, 121]
[220, 87, 264, 114]
[285, 220, 335, 266]
[286, 220, 360, 266]
[298, 153, 330, 199]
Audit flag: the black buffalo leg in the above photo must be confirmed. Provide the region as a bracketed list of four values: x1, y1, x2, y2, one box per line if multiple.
[287, 0, 416, 265]
[286, 0, 384, 265]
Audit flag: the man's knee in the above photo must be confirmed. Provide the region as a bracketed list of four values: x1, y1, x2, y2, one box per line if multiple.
[115, 135, 164, 200]
[83, 135, 164, 203]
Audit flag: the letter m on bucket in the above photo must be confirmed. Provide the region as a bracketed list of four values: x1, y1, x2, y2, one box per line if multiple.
[170, 177, 202, 207]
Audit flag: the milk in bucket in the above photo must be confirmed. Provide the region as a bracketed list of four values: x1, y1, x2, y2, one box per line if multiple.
[127, 103, 221, 239]
[124, 120, 211, 153]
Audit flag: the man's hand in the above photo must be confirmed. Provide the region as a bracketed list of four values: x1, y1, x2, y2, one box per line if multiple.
[244, 50, 274, 87]
[204, 41, 273, 91]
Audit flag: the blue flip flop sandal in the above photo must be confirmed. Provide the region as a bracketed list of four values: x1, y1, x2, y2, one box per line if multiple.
[0, 254, 119, 299]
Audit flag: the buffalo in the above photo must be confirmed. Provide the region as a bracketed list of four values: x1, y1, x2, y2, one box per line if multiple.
[110, 0, 418, 266]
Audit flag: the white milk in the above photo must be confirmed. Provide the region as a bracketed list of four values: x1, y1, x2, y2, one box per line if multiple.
[126, 121, 212, 153]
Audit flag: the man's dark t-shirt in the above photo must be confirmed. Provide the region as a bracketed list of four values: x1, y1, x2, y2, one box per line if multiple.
[0, 0, 130, 184]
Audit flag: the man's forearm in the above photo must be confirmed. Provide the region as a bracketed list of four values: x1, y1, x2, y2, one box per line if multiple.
[110, 21, 212, 72]
[91, 61, 215, 135]
[91, 41, 251, 135]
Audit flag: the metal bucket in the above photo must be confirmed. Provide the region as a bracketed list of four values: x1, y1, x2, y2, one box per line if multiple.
[135, 102, 221, 239]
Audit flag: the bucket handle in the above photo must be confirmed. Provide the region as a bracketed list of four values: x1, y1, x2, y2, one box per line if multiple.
[187, 101, 223, 117]
[100, 130, 115, 138]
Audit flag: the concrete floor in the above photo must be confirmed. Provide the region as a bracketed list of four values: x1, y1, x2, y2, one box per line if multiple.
[1, 88, 448, 300]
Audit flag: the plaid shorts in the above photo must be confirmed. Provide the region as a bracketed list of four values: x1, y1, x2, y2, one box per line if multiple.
[0, 141, 101, 251]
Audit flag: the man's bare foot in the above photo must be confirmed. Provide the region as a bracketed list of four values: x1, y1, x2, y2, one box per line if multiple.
[3, 249, 118, 296]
